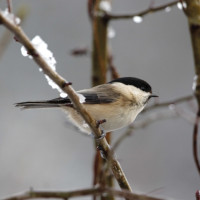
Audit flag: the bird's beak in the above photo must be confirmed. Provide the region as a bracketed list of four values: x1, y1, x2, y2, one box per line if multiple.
[149, 94, 159, 99]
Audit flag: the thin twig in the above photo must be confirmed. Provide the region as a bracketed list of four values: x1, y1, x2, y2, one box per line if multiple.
[105, 0, 179, 20]
[6, 0, 13, 13]
[143, 95, 194, 113]
[0, 9, 131, 192]
[70, 47, 89, 56]
[0, 6, 29, 59]
[1, 187, 165, 200]
[112, 95, 195, 152]
[108, 54, 120, 80]
[112, 110, 176, 152]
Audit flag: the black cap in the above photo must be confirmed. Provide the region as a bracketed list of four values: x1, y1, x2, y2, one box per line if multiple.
[109, 77, 152, 93]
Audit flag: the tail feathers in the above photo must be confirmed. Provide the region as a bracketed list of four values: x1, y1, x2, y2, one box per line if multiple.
[15, 97, 73, 109]
[15, 101, 62, 109]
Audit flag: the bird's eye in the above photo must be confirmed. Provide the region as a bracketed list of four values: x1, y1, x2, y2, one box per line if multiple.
[140, 86, 146, 91]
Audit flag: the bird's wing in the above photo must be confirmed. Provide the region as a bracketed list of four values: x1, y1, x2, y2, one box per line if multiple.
[53, 83, 119, 105]
[15, 84, 120, 109]
[78, 83, 119, 104]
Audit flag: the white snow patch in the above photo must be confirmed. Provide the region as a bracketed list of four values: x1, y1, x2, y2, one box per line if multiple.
[1, 8, 21, 25]
[177, 2, 183, 10]
[192, 75, 198, 91]
[77, 93, 86, 103]
[182, 1, 187, 9]
[60, 93, 68, 98]
[108, 26, 116, 38]
[99, 1, 111, 12]
[165, 7, 171, 13]
[168, 104, 175, 111]
[21, 35, 67, 98]
[133, 16, 143, 23]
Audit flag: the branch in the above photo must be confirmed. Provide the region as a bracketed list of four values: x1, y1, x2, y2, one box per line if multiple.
[7, 0, 13, 13]
[112, 110, 176, 152]
[182, 0, 200, 175]
[91, 1, 115, 197]
[0, 6, 29, 59]
[108, 54, 120, 80]
[143, 95, 194, 113]
[91, 0, 108, 85]
[193, 115, 200, 174]
[0, 9, 131, 192]
[1, 187, 165, 200]
[105, 1, 179, 21]
[113, 95, 195, 152]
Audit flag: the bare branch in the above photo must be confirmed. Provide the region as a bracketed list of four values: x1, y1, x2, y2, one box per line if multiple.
[112, 110, 176, 152]
[0, 6, 29, 59]
[70, 47, 89, 56]
[0, 9, 131, 192]
[144, 95, 194, 113]
[105, 1, 179, 21]
[1, 187, 165, 200]
[112, 95, 195, 152]
[6, 0, 13, 13]
[108, 54, 120, 80]
[182, 0, 200, 175]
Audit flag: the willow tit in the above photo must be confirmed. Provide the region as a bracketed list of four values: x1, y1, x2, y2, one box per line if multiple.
[16, 77, 158, 135]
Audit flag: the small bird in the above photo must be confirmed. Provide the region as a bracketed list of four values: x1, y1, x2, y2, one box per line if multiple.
[16, 77, 158, 135]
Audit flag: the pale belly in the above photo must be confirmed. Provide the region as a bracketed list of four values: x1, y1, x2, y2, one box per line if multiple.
[62, 104, 144, 134]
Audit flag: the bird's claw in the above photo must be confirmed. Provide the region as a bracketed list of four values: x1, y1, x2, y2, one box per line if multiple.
[95, 130, 106, 141]
[91, 129, 106, 141]
[96, 119, 106, 128]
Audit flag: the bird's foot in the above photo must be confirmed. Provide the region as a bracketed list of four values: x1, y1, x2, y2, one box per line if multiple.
[96, 119, 106, 128]
[91, 129, 106, 141]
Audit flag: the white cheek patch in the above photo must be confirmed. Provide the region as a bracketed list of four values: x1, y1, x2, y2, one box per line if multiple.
[128, 85, 150, 104]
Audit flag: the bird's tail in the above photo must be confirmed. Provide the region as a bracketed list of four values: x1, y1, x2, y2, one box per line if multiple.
[15, 98, 72, 109]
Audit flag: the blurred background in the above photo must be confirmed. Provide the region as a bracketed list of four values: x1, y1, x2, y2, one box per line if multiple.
[0, 0, 199, 199]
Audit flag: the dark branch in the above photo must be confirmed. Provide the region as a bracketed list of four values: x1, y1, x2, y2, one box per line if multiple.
[108, 54, 120, 80]
[70, 47, 89, 56]
[193, 114, 200, 175]
[105, 1, 179, 21]
[144, 95, 194, 113]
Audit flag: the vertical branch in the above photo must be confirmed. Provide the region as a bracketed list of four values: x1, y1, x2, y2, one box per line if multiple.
[183, 0, 200, 175]
[193, 115, 200, 174]
[92, 0, 108, 85]
[7, 0, 13, 13]
[90, 1, 114, 199]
